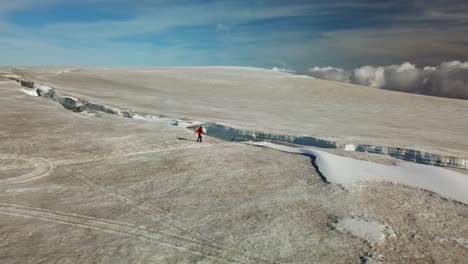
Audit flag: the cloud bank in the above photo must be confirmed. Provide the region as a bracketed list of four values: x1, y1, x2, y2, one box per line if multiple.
[309, 66, 351, 83]
[308, 61, 468, 100]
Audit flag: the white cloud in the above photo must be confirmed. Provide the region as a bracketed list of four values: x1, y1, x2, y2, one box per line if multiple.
[423, 66, 436, 71]
[352, 65, 385, 87]
[272, 67, 296, 73]
[308, 66, 351, 83]
[310, 61, 468, 100]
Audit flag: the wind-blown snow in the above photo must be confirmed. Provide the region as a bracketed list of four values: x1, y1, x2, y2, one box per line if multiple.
[248, 142, 468, 204]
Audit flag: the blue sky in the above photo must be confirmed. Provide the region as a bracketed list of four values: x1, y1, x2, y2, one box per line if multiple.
[1, 0, 468, 70]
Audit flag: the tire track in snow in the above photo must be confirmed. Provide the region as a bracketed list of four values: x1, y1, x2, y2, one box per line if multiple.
[37, 144, 277, 264]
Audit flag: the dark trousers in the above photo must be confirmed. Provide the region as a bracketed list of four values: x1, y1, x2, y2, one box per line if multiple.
[197, 135, 202, 142]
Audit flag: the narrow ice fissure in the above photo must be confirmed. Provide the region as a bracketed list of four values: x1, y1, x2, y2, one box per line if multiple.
[244, 143, 329, 183]
[303, 154, 329, 183]
[12, 78, 196, 128]
[200, 123, 467, 170]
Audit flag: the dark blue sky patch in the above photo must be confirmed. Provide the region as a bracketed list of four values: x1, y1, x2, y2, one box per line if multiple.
[6, 2, 134, 28]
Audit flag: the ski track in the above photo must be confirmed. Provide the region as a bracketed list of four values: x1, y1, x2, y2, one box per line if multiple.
[0, 142, 14, 166]
[2, 76, 370, 262]
[35, 143, 276, 264]
[0, 203, 262, 264]
[0, 154, 53, 184]
[53, 142, 233, 166]
[6, 141, 14, 155]
[1, 142, 19, 167]
[2, 138, 258, 263]
[55, 113, 78, 134]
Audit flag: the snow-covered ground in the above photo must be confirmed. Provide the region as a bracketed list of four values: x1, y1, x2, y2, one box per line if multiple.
[6, 66, 468, 158]
[248, 142, 468, 204]
[333, 217, 395, 244]
[0, 67, 468, 263]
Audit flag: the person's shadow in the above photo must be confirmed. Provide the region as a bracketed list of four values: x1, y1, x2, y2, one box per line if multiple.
[177, 137, 196, 142]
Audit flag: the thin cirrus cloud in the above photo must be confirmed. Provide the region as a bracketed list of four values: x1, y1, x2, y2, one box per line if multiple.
[309, 61, 468, 100]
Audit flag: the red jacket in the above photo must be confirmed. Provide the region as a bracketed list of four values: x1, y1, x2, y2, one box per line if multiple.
[195, 127, 205, 135]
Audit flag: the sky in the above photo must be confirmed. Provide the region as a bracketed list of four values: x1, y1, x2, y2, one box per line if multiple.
[1, 0, 468, 71]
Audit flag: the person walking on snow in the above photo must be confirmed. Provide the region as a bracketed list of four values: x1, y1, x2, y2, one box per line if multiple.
[195, 126, 205, 142]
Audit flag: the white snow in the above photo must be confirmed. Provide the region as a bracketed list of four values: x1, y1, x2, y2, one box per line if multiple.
[15, 66, 468, 160]
[79, 110, 98, 118]
[344, 144, 357, 151]
[20, 84, 54, 97]
[281, 75, 316, 79]
[20, 88, 38, 96]
[132, 114, 197, 128]
[62, 95, 79, 102]
[247, 142, 468, 204]
[2, 67, 468, 262]
[52, 69, 72, 74]
[2, 74, 21, 78]
[130, 70, 169, 73]
[333, 217, 393, 243]
[34, 84, 54, 94]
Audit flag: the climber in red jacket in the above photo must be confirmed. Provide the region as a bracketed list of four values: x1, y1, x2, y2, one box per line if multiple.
[195, 126, 205, 142]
